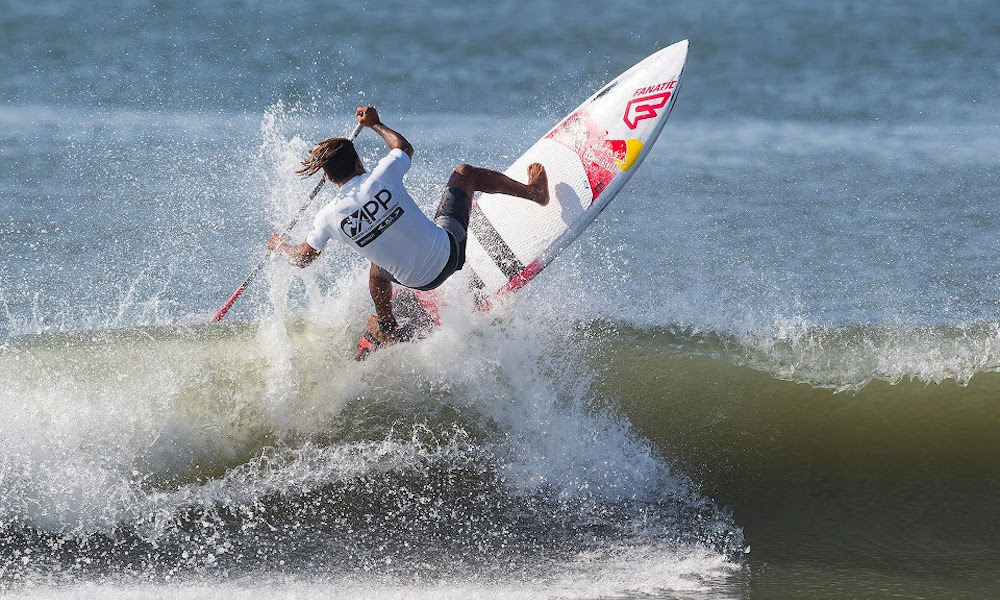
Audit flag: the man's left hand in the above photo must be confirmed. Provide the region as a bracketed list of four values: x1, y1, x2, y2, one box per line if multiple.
[267, 233, 290, 252]
[356, 106, 381, 128]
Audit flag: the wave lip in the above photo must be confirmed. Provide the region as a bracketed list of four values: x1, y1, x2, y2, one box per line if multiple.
[627, 319, 1000, 392]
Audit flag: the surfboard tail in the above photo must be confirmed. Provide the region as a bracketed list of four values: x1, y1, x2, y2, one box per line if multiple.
[354, 332, 381, 361]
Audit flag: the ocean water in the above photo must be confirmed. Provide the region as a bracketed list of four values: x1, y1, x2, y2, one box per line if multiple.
[2, 1, 999, 598]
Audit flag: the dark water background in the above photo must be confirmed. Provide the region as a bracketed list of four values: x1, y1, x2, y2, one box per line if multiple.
[2, 0, 999, 597]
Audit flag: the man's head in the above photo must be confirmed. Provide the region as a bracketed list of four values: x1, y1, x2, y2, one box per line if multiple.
[297, 137, 362, 184]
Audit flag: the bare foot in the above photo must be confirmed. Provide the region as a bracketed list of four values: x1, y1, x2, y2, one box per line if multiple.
[527, 163, 549, 206]
[365, 314, 397, 347]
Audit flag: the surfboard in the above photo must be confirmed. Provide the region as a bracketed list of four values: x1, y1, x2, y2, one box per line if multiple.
[356, 40, 689, 360]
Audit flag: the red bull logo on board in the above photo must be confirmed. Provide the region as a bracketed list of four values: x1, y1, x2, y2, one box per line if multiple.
[548, 109, 646, 200]
[607, 138, 644, 171]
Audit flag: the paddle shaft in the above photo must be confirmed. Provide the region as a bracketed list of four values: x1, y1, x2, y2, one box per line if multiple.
[212, 122, 364, 322]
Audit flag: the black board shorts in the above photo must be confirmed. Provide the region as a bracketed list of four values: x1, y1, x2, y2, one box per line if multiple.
[374, 187, 471, 291]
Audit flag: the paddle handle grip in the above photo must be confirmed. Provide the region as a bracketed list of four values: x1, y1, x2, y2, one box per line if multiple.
[348, 122, 364, 140]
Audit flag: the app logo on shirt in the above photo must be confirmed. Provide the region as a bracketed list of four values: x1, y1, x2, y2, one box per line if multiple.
[341, 188, 404, 248]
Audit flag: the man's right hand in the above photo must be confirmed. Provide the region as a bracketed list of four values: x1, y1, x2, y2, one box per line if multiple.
[356, 106, 381, 128]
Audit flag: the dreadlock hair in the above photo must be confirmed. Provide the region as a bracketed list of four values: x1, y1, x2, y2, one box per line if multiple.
[296, 137, 359, 182]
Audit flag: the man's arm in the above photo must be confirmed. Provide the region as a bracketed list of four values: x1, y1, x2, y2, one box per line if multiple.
[268, 233, 320, 267]
[356, 106, 413, 158]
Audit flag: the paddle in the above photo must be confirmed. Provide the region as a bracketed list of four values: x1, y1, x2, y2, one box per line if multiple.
[211, 122, 365, 322]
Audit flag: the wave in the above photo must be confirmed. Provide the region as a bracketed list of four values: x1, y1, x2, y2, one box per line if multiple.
[3, 292, 999, 598]
[0, 318, 745, 593]
[575, 320, 1000, 521]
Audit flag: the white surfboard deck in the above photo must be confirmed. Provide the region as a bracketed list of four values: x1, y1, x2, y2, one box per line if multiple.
[467, 39, 689, 306]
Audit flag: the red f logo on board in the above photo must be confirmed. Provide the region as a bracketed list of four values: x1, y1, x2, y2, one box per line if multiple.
[623, 92, 671, 130]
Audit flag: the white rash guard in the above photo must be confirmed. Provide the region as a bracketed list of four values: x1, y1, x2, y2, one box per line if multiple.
[306, 149, 450, 288]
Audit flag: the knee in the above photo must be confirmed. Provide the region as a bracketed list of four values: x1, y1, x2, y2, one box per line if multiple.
[452, 163, 475, 181]
[448, 164, 477, 190]
[369, 263, 387, 283]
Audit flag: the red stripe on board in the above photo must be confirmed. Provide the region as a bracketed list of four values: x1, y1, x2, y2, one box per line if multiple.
[501, 259, 544, 295]
[476, 259, 545, 312]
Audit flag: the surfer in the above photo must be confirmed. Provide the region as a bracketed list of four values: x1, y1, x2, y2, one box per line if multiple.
[267, 105, 549, 343]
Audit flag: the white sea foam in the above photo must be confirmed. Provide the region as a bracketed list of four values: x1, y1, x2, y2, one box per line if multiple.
[11, 545, 742, 600]
[0, 265, 743, 589]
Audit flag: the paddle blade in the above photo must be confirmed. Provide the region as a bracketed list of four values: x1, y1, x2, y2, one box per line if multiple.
[212, 285, 246, 322]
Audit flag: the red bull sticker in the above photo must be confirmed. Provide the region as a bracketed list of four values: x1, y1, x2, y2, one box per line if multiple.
[547, 110, 644, 200]
[608, 138, 644, 171]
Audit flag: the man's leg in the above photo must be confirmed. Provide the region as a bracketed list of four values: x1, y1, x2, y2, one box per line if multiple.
[447, 163, 549, 206]
[369, 263, 394, 322]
